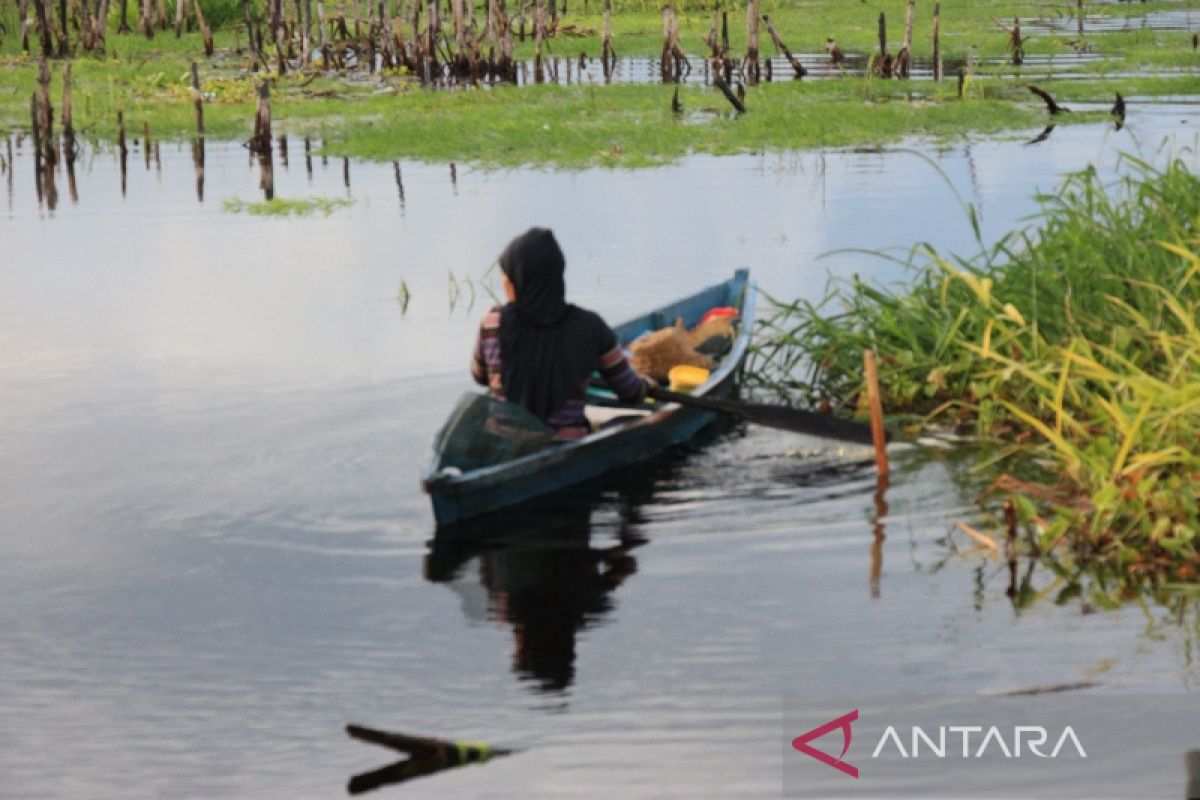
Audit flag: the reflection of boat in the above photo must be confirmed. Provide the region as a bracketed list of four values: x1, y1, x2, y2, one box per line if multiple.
[422, 269, 756, 526]
[425, 502, 646, 695]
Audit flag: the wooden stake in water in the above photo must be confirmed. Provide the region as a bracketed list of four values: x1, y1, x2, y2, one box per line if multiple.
[61, 63, 75, 163]
[863, 349, 889, 480]
[191, 62, 204, 135]
[192, 136, 205, 202]
[252, 81, 272, 154]
[745, 0, 760, 84]
[28, 0, 52, 56]
[761, 14, 805, 78]
[877, 12, 892, 78]
[533, 0, 544, 83]
[35, 59, 56, 169]
[139, 0, 155, 38]
[601, 0, 613, 76]
[931, 2, 942, 81]
[896, 0, 914, 78]
[117, 109, 128, 196]
[660, 5, 673, 82]
[194, 0, 214, 54]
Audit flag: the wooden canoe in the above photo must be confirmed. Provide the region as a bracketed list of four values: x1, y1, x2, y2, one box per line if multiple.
[422, 269, 756, 527]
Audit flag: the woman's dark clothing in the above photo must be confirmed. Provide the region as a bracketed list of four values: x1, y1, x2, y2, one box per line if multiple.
[470, 228, 647, 438]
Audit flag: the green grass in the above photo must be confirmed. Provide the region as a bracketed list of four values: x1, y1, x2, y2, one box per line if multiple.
[0, 0, 1196, 165]
[748, 156, 1200, 592]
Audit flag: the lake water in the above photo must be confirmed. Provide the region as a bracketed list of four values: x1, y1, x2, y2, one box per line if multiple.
[2, 103, 1199, 798]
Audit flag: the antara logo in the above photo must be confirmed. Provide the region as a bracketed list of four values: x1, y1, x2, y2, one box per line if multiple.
[792, 710, 1087, 778]
[791, 709, 860, 779]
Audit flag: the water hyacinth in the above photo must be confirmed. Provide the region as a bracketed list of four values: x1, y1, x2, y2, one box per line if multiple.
[748, 157, 1200, 588]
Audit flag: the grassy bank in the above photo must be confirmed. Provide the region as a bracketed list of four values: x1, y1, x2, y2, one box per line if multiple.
[2, 0, 1197, 166]
[749, 157, 1200, 591]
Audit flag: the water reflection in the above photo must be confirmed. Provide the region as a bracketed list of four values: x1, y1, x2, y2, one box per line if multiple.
[425, 493, 648, 696]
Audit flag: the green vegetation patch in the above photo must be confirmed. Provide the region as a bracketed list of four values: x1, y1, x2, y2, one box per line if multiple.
[1, 0, 1197, 167]
[221, 194, 355, 216]
[749, 156, 1200, 593]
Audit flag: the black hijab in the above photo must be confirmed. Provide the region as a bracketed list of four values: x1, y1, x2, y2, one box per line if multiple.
[497, 228, 594, 423]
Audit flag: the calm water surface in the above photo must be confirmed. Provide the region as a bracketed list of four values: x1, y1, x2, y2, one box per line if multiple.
[2, 105, 1199, 798]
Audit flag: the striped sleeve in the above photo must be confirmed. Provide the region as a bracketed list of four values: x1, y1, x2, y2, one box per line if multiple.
[470, 306, 504, 395]
[596, 323, 648, 403]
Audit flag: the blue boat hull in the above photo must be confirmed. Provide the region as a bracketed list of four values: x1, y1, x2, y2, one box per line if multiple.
[423, 269, 755, 528]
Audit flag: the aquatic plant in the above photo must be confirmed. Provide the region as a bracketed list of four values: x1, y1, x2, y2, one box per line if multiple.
[221, 195, 355, 216]
[749, 156, 1200, 587]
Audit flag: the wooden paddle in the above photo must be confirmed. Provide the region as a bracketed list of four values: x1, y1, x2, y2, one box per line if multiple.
[647, 386, 884, 445]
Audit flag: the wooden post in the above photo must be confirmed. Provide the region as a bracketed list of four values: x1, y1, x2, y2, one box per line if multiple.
[877, 11, 891, 77]
[863, 349, 889, 480]
[452, 0, 465, 73]
[601, 0, 612, 72]
[896, 0, 914, 78]
[57, 0, 70, 55]
[931, 2, 941, 81]
[426, 0, 438, 81]
[36, 58, 56, 168]
[499, 0, 514, 81]
[32, 0, 53, 57]
[117, 109, 128, 196]
[271, 0, 288, 74]
[301, 0, 313, 63]
[94, 0, 112, 51]
[30, 95, 42, 194]
[193, 0, 211, 52]
[660, 5, 671, 82]
[252, 81, 272, 153]
[712, 72, 745, 113]
[19, 0, 30, 53]
[761, 15, 805, 78]
[533, 0, 543, 83]
[139, 0, 154, 37]
[190, 62, 204, 134]
[143, 121, 152, 170]
[668, 7, 688, 79]
[192, 136, 205, 202]
[61, 63, 75, 164]
[745, 0, 760, 84]
[78, 0, 95, 51]
[259, 147, 275, 200]
[242, 0, 263, 65]
[393, 161, 405, 208]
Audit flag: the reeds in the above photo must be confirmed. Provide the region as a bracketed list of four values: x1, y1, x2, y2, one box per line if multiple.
[749, 156, 1200, 586]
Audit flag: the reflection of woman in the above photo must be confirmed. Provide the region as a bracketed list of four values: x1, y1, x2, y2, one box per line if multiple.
[426, 505, 643, 695]
[481, 530, 637, 693]
[471, 228, 651, 440]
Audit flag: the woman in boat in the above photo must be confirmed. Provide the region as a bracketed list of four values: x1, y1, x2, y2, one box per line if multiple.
[471, 227, 652, 439]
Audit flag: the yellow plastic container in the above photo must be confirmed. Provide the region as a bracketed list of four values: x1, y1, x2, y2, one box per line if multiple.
[668, 365, 711, 393]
